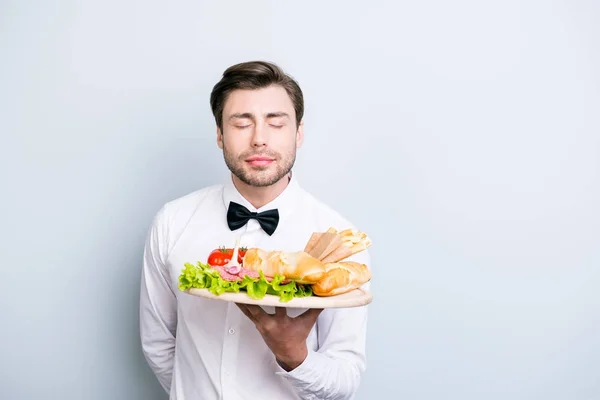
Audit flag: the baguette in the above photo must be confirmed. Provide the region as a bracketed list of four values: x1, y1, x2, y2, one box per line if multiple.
[303, 227, 337, 256]
[339, 228, 372, 254]
[320, 228, 372, 263]
[242, 248, 327, 284]
[306, 232, 342, 260]
[320, 246, 353, 263]
[311, 261, 371, 296]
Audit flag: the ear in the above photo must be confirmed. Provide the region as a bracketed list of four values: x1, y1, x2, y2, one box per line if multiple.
[216, 126, 224, 149]
[295, 120, 304, 149]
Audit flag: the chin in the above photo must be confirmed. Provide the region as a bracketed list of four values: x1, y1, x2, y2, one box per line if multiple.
[237, 169, 288, 188]
[243, 175, 281, 187]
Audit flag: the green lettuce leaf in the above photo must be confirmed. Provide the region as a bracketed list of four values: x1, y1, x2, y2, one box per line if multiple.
[178, 262, 313, 303]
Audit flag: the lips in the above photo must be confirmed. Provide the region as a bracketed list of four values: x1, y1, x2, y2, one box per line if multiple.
[246, 156, 275, 167]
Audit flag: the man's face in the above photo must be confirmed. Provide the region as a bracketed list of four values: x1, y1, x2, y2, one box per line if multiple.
[217, 85, 303, 187]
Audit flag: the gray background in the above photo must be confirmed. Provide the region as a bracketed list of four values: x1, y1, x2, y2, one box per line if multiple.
[1, 1, 599, 399]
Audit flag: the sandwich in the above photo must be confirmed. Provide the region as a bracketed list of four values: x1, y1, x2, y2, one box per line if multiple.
[178, 227, 372, 302]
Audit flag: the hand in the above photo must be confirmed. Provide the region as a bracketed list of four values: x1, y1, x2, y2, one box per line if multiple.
[236, 304, 323, 371]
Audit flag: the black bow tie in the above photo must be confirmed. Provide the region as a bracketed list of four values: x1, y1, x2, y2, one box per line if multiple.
[226, 201, 279, 236]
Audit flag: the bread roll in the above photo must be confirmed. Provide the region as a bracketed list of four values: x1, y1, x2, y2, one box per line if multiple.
[311, 261, 371, 296]
[242, 248, 327, 284]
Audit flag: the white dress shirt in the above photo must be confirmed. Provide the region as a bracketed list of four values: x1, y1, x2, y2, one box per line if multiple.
[139, 172, 371, 400]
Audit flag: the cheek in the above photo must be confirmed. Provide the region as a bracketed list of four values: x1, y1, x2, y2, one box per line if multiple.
[223, 134, 244, 152]
[273, 129, 298, 150]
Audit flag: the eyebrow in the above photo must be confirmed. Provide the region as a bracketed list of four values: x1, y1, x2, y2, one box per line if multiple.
[228, 112, 290, 121]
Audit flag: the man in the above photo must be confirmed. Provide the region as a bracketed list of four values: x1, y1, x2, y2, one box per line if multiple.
[139, 60, 371, 400]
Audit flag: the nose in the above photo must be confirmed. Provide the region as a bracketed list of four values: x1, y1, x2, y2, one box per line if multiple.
[251, 122, 268, 147]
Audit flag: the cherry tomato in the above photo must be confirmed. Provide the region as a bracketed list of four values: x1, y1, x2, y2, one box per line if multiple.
[207, 246, 248, 266]
[207, 247, 232, 266]
[238, 247, 247, 264]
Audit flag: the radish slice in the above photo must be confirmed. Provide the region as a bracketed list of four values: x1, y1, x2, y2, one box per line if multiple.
[226, 265, 241, 275]
[223, 236, 242, 275]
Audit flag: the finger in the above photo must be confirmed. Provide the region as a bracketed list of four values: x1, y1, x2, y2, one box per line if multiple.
[297, 308, 324, 324]
[243, 304, 269, 323]
[274, 307, 287, 318]
[235, 303, 257, 323]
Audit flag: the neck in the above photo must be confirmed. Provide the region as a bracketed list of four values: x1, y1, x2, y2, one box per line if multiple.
[232, 173, 291, 209]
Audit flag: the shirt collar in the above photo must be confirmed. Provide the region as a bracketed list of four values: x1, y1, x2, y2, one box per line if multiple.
[222, 171, 301, 222]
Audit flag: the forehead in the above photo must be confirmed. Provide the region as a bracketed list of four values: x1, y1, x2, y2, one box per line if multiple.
[222, 85, 295, 117]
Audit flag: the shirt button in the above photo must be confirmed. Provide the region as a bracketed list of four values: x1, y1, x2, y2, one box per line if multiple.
[228, 328, 235, 334]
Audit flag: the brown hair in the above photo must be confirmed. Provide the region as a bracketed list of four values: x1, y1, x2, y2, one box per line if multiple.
[210, 60, 304, 131]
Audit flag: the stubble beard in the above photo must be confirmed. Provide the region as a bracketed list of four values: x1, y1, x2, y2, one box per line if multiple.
[223, 144, 296, 188]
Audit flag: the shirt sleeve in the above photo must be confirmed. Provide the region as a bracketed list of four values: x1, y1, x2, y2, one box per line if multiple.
[275, 250, 371, 400]
[139, 206, 177, 393]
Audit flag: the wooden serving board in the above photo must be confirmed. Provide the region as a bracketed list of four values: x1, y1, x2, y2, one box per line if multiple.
[184, 288, 373, 309]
